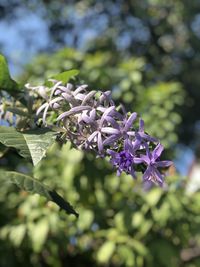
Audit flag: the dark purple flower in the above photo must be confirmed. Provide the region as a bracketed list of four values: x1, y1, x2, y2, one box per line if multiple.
[107, 137, 141, 178]
[134, 143, 173, 185]
[108, 149, 136, 178]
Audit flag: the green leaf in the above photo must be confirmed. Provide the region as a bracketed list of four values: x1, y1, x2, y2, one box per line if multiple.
[77, 210, 94, 230]
[0, 126, 56, 165]
[0, 54, 19, 92]
[0, 171, 79, 217]
[129, 240, 148, 256]
[29, 219, 49, 252]
[9, 225, 26, 247]
[117, 245, 135, 267]
[45, 69, 79, 87]
[144, 188, 162, 207]
[97, 241, 115, 264]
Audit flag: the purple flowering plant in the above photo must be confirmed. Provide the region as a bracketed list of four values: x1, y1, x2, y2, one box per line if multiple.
[26, 79, 173, 186]
[0, 52, 173, 216]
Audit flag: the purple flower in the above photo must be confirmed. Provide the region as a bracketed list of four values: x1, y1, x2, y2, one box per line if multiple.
[107, 138, 140, 178]
[135, 143, 173, 185]
[102, 112, 137, 146]
[108, 150, 136, 178]
[85, 106, 117, 153]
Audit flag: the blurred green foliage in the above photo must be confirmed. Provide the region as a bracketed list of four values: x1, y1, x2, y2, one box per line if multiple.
[0, 45, 188, 267]
[0, 143, 200, 267]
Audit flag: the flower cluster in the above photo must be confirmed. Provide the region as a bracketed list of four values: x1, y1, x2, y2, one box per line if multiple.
[26, 80, 172, 186]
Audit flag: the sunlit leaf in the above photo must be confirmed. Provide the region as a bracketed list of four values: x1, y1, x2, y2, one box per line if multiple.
[0, 126, 56, 165]
[97, 241, 115, 263]
[9, 225, 26, 247]
[130, 239, 148, 256]
[29, 219, 49, 252]
[117, 245, 135, 267]
[45, 69, 79, 87]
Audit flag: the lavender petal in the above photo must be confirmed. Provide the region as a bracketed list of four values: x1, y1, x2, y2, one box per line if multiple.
[152, 143, 164, 160]
[124, 112, 137, 131]
[57, 106, 92, 120]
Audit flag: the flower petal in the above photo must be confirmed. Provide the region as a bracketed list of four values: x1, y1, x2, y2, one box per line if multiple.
[49, 97, 63, 107]
[143, 166, 152, 181]
[97, 132, 103, 152]
[73, 85, 88, 95]
[99, 91, 112, 103]
[99, 106, 116, 127]
[57, 106, 92, 120]
[74, 93, 85, 101]
[134, 157, 144, 164]
[140, 154, 151, 165]
[42, 104, 49, 124]
[139, 119, 145, 132]
[82, 91, 96, 105]
[87, 131, 98, 143]
[124, 112, 137, 131]
[132, 139, 141, 150]
[123, 138, 138, 155]
[140, 132, 158, 142]
[154, 168, 164, 185]
[152, 143, 164, 160]
[105, 116, 119, 129]
[81, 112, 93, 124]
[155, 160, 173, 168]
[90, 109, 96, 121]
[103, 135, 119, 146]
[57, 85, 72, 94]
[36, 103, 48, 115]
[50, 81, 62, 99]
[107, 149, 117, 157]
[101, 127, 120, 135]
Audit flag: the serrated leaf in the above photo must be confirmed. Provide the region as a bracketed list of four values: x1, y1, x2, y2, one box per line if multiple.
[0, 126, 56, 165]
[23, 129, 56, 165]
[0, 126, 31, 159]
[0, 171, 79, 217]
[45, 69, 79, 87]
[0, 54, 19, 92]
